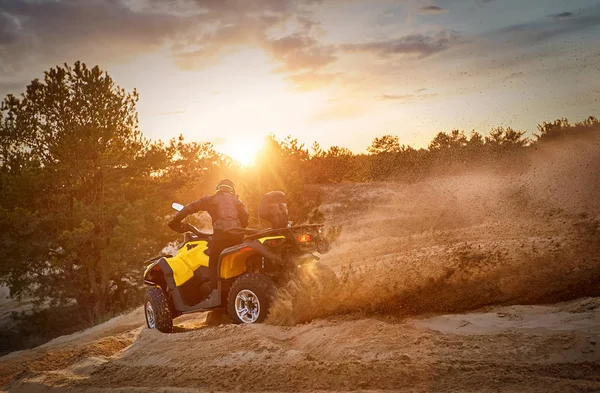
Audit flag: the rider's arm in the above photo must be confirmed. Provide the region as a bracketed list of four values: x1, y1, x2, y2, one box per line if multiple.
[173, 196, 212, 222]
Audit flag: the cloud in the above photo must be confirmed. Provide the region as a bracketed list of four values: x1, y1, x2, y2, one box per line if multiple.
[171, 14, 337, 90]
[0, 0, 323, 69]
[0, 0, 339, 94]
[420, 5, 446, 14]
[0, 11, 20, 45]
[3, 0, 597, 104]
[0, 0, 192, 75]
[145, 0, 300, 16]
[381, 93, 412, 100]
[494, 7, 600, 44]
[264, 34, 337, 73]
[341, 30, 462, 58]
[431, 4, 600, 80]
[549, 12, 574, 21]
[171, 14, 275, 69]
[312, 101, 368, 121]
[199, 0, 298, 13]
[162, 3, 334, 78]
[284, 71, 340, 91]
[381, 92, 437, 102]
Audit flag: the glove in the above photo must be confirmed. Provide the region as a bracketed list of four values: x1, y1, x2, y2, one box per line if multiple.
[168, 219, 185, 233]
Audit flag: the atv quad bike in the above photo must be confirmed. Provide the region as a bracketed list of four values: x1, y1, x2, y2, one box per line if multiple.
[143, 202, 334, 332]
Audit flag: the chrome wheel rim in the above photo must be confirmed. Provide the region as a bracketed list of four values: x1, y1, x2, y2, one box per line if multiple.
[146, 302, 156, 328]
[235, 289, 261, 323]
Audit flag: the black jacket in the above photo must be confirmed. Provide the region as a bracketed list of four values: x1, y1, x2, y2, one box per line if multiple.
[173, 191, 249, 232]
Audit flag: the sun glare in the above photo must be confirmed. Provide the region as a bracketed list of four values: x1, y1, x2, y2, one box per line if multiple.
[223, 138, 264, 167]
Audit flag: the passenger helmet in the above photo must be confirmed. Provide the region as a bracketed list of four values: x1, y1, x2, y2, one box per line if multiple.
[216, 179, 235, 195]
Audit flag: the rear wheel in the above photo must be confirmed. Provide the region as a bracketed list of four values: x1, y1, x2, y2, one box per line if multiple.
[227, 274, 276, 324]
[145, 287, 173, 333]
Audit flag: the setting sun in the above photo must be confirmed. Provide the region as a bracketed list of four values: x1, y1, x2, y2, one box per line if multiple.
[222, 137, 264, 167]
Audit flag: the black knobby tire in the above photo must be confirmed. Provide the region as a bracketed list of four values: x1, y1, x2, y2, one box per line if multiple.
[144, 287, 174, 333]
[168, 296, 181, 319]
[227, 274, 276, 324]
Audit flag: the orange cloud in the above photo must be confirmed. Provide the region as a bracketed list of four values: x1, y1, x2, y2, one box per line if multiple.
[284, 71, 340, 91]
[264, 34, 337, 73]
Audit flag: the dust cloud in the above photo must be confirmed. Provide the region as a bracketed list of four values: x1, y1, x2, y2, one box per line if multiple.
[268, 132, 600, 325]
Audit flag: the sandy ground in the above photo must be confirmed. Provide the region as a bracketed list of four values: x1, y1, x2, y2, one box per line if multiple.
[1, 133, 600, 392]
[1, 298, 598, 392]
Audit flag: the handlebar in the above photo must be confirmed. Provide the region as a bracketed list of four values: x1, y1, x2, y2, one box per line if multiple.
[181, 223, 212, 238]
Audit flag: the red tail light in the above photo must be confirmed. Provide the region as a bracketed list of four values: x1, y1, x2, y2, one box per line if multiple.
[297, 234, 312, 243]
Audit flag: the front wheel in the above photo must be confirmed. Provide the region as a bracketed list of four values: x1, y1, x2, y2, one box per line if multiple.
[227, 274, 276, 324]
[145, 287, 173, 333]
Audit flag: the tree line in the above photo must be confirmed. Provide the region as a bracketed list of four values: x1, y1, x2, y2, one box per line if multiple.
[0, 62, 598, 351]
[288, 116, 599, 183]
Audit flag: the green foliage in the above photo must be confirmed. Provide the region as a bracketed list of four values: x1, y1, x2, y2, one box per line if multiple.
[165, 136, 234, 202]
[240, 135, 322, 226]
[486, 127, 529, 148]
[356, 117, 596, 182]
[287, 115, 598, 186]
[0, 62, 174, 322]
[429, 129, 469, 151]
[367, 135, 401, 154]
[535, 116, 599, 142]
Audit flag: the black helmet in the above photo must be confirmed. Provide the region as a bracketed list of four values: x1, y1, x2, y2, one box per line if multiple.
[216, 179, 235, 194]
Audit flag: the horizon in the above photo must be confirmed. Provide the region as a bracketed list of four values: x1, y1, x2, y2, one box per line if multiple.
[1, 0, 599, 161]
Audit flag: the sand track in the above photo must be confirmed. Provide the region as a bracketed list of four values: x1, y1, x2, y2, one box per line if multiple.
[2, 298, 599, 392]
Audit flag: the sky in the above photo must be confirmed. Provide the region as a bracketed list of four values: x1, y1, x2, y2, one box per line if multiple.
[1, 0, 599, 161]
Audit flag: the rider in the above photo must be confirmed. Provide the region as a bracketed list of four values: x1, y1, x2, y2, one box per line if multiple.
[259, 191, 289, 229]
[168, 179, 249, 291]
